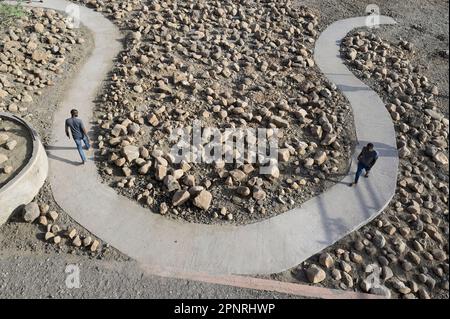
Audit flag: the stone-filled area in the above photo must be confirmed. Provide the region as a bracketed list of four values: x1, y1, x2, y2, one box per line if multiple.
[90, 0, 356, 225]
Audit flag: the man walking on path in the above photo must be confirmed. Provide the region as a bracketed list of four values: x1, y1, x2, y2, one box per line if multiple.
[349, 143, 378, 187]
[65, 109, 90, 164]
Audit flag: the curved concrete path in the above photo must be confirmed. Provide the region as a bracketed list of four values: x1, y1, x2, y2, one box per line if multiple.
[14, 0, 398, 275]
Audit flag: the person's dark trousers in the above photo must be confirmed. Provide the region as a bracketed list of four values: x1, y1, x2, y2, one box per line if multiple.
[354, 161, 370, 184]
[74, 136, 90, 162]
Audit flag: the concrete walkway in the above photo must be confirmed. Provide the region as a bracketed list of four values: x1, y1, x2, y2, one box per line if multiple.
[14, 0, 398, 275]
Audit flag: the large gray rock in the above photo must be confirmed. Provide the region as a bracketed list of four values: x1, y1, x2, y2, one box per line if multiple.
[193, 190, 212, 210]
[305, 264, 326, 283]
[22, 202, 40, 223]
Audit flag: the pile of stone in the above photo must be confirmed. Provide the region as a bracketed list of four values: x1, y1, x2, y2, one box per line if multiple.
[0, 117, 25, 181]
[91, 0, 354, 224]
[0, 130, 17, 175]
[22, 201, 100, 252]
[0, 7, 85, 114]
[297, 31, 449, 299]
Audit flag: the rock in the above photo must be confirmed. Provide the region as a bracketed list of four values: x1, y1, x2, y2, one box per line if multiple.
[47, 210, 58, 221]
[373, 232, 386, 248]
[0, 133, 8, 145]
[0, 154, 8, 165]
[230, 169, 247, 182]
[67, 228, 77, 240]
[32, 50, 48, 62]
[2, 166, 13, 174]
[381, 266, 394, 280]
[425, 109, 444, 121]
[320, 88, 332, 99]
[193, 190, 212, 210]
[38, 216, 48, 226]
[133, 85, 143, 93]
[267, 165, 280, 179]
[51, 225, 60, 234]
[111, 124, 126, 137]
[370, 286, 392, 299]
[72, 235, 82, 247]
[236, 186, 251, 197]
[34, 23, 45, 33]
[319, 253, 334, 268]
[418, 288, 431, 299]
[172, 169, 184, 180]
[90, 240, 100, 252]
[45, 232, 55, 241]
[340, 260, 352, 273]
[53, 236, 61, 244]
[321, 133, 337, 146]
[271, 116, 289, 128]
[306, 264, 326, 283]
[83, 236, 92, 247]
[331, 269, 342, 280]
[172, 190, 190, 206]
[147, 113, 160, 127]
[163, 175, 180, 192]
[314, 150, 327, 165]
[350, 252, 363, 264]
[278, 148, 290, 162]
[433, 152, 448, 167]
[155, 164, 167, 181]
[406, 204, 420, 214]
[139, 162, 152, 175]
[159, 202, 169, 215]
[342, 272, 354, 288]
[122, 145, 140, 162]
[252, 186, 267, 201]
[407, 251, 421, 265]
[22, 202, 40, 223]
[431, 249, 447, 261]
[347, 48, 357, 60]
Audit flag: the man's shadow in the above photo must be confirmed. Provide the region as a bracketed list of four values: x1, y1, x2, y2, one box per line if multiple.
[45, 145, 83, 166]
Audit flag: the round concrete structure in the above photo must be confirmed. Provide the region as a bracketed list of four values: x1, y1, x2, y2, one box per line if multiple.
[0, 112, 48, 225]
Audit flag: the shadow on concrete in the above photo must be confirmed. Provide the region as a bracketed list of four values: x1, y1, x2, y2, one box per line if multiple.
[46, 150, 82, 166]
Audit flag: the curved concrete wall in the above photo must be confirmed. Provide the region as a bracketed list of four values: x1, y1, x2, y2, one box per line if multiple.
[0, 113, 48, 225]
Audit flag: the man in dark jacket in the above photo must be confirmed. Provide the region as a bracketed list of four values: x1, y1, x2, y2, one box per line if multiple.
[349, 143, 378, 187]
[65, 109, 90, 164]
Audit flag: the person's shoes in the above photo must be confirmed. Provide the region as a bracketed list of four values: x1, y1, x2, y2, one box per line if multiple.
[82, 160, 86, 165]
[349, 182, 357, 187]
[364, 172, 370, 178]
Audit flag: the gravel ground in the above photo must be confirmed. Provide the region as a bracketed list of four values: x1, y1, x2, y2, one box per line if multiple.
[0, 250, 303, 299]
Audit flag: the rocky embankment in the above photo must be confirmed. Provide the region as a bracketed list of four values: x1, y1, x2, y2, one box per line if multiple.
[0, 6, 90, 143]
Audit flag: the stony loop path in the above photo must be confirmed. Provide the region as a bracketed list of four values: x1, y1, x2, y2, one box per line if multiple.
[13, 0, 398, 275]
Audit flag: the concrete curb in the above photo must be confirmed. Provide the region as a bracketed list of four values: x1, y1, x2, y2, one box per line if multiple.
[17, 0, 399, 276]
[0, 112, 48, 225]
